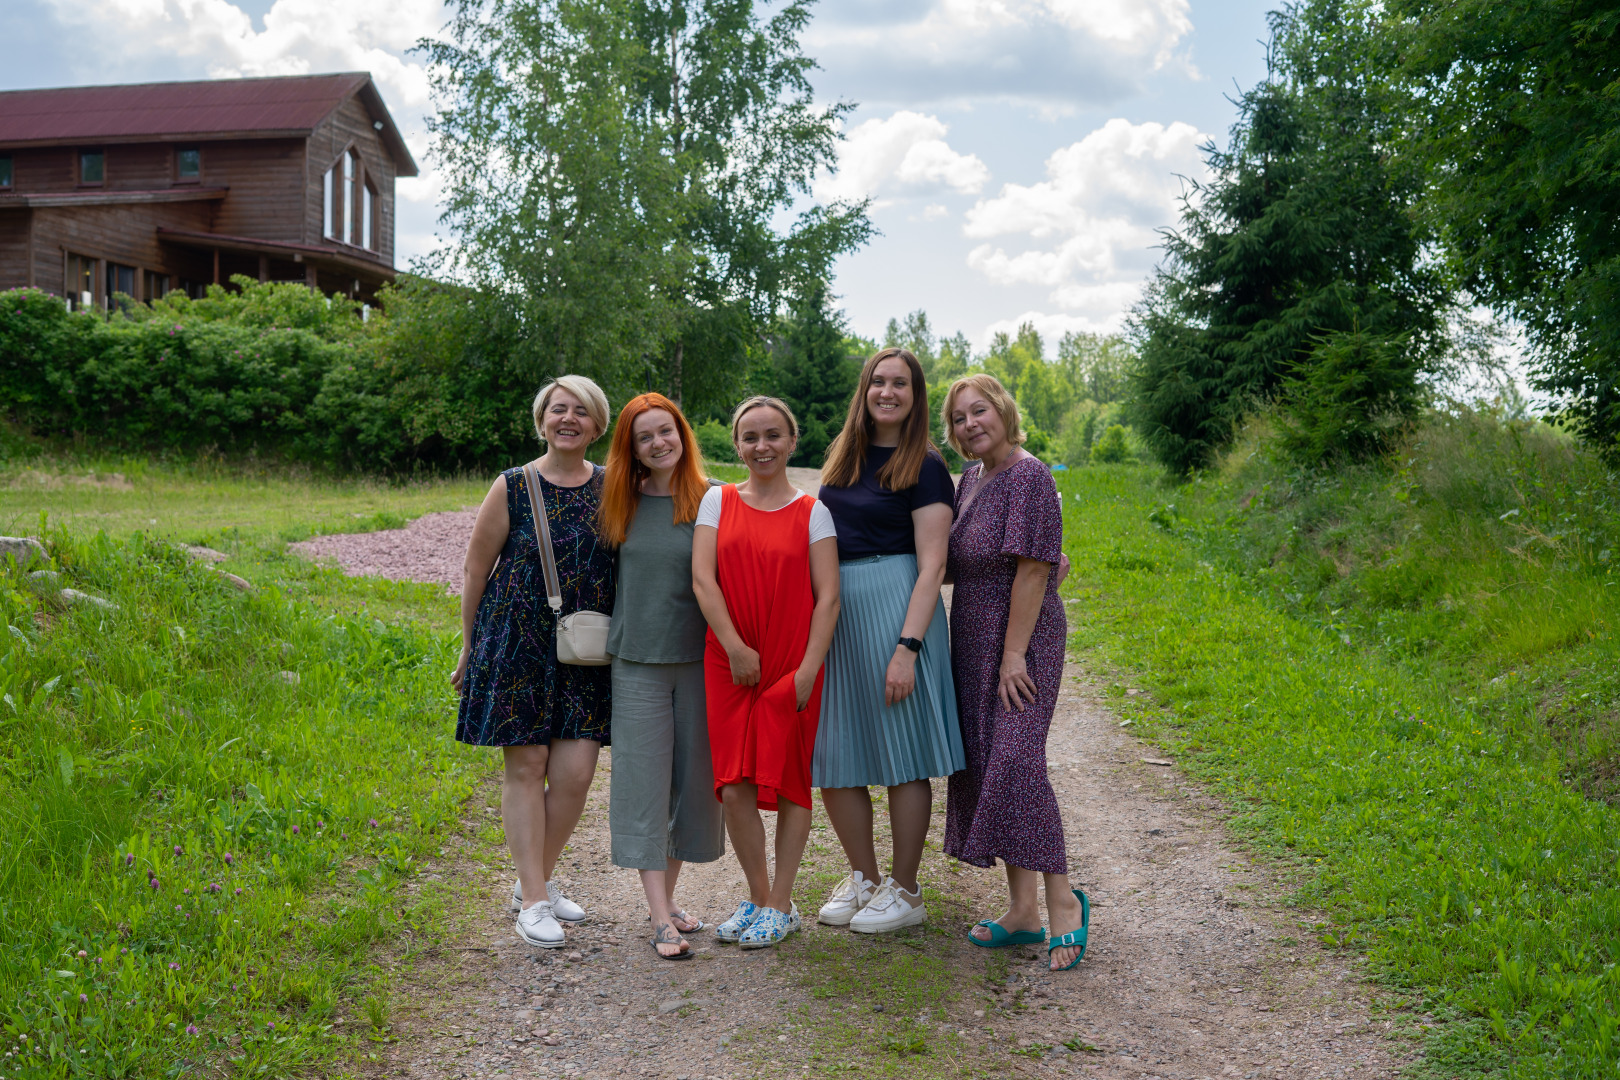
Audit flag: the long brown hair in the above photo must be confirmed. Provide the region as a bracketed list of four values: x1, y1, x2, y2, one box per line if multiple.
[821, 347, 936, 490]
[597, 393, 708, 547]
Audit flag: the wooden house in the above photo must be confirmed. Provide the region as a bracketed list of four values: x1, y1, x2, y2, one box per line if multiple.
[0, 73, 418, 308]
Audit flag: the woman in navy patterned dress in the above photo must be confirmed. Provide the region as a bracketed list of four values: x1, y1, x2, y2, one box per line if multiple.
[453, 375, 615, 950]
[942, 373, 1088, 972]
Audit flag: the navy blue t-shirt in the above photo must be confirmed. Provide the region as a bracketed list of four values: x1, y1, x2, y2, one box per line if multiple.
[818, 444, 955, 561]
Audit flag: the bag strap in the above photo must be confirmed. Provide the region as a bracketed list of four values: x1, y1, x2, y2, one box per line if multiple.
[522, 463, 564, 614]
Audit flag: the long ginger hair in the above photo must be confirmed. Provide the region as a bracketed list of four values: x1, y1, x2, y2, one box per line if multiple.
[821, 347, 936, 490]
[597, 393, 708, 547]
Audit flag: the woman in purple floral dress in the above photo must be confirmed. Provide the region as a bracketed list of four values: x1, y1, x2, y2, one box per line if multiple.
[942, 373, 1088, 972]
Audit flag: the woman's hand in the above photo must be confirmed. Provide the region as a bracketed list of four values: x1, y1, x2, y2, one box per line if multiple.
[793, 664, 817, 712]
[998, 649, 1037, 712]
[1056, 552, 1071, 585]
[728, 644, 762, 687]
[450, 646, 471, 692]
[885, 648, 917, 707]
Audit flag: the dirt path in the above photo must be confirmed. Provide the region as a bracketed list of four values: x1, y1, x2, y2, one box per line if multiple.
[291, 489, 1417, 1079]
[373, 669, 1411, 1080]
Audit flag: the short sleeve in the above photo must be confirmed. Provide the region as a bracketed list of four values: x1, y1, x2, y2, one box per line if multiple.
[999, 459, 1063, 564]
[807, 499, 838, 545]
[909, 452, 956, 511]
[696, 485, 724, 529]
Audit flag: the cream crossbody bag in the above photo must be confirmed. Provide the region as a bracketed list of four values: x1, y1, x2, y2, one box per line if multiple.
[522, 463, 612, 666]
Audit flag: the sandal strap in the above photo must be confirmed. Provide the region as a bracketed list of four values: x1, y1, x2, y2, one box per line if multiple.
[1048, 928, 1086, 950]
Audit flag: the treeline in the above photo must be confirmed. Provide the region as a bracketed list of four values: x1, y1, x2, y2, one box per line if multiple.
[1128, 0, 1620, 472]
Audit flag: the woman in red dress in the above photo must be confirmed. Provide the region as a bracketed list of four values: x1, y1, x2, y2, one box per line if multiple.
[692, 395, 842, 949]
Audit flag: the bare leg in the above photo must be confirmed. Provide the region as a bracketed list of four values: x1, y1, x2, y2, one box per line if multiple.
[969, 862, 1043, 942]
[1044, 874, 1086, 970]
[767, 798, 813, 912]
[639, 867, 688, 958]
[501, 744, 551, 911]
[886, 778, 932, 893]
[721, 783, 770, 907]
[664, 859, 702, 932]
[539, 738, 601, 881]
[819, 787, 880, 884]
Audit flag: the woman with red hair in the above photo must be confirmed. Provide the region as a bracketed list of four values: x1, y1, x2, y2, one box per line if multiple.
[598, 393, 725, 959]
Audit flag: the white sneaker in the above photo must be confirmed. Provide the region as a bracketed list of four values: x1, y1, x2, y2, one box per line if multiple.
[516, 900, 566, 948]
[510, 879, 587, 923]
[849, 877, 927, 934]
[817, 870, 875, 926]
[547, 879, 587, 924]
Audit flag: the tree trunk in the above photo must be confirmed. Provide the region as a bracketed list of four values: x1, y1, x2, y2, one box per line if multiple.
[670, 338, 684, 409]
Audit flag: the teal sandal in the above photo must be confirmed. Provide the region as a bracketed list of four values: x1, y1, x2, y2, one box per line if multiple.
[1047, 890, 1089, 971]
[966, 920, 1047, 948]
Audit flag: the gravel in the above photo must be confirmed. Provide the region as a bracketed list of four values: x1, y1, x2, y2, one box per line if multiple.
[299, 482, 1421, 1080]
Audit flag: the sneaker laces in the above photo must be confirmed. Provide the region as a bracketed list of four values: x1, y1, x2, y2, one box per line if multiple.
[830, 872, 868, 903]
[519, 900, 556, 925]
[863, 882, 900, 913]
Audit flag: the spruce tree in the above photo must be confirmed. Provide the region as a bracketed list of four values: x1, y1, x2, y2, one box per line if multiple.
[767, 282, 858, 466]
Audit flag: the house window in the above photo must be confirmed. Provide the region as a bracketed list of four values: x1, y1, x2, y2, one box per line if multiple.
[106, 263, 137, 310]
[79, 150, 105, 186]
[145, 270, 171, 299]
[362, 181, 376, 250]
[342, 151, 356, 245]
[323, 165, 335, 239]
[0, 156, 11, 189]
[175, 148, 200, 182]
[65, 253, 96, 310]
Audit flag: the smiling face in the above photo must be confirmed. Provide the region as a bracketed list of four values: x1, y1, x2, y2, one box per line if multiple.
[631, 407, 683, 475]
[734, 405, 796, 480]
[949, 387, 1010, 461]
[541, 387, 598, 451]
[866, 356, 915, 431]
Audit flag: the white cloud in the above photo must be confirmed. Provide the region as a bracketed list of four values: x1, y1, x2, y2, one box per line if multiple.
[808, 0, 1195, 111]
[816, 111, 989, 205]
[963, 117, 1207, 320]
[977, 308, 1128, 349]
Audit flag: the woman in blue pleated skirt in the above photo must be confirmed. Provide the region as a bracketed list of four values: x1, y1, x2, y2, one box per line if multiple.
[812, 346, 964, 934]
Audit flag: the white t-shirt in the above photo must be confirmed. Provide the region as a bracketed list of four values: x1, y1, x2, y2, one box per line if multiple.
[696, 485, 837, 545]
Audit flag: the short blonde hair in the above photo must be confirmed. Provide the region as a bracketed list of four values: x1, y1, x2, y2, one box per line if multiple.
[941, 373, 1025, 457]
[533, 375, 610, 444]
[729, 395, 799, 442]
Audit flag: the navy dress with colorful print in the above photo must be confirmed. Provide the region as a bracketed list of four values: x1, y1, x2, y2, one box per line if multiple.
[456, 464, 614, 747]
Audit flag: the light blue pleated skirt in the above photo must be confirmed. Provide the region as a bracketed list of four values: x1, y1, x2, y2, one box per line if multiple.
[812, 553, 965, 788]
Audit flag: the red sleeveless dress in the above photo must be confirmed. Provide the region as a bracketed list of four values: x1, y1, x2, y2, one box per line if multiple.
[705, 485, 824, 811]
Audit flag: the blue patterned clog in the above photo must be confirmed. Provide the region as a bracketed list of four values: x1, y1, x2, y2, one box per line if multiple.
[716, 900, 762, 943]
[738, 904, 801, 950]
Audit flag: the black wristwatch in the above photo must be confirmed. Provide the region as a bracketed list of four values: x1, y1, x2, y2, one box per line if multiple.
[897, 636, 923, 654]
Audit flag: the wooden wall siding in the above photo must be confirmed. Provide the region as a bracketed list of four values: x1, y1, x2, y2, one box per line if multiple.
[30, 202, 217, 295]
[306, 96, 396, 265]
[208, 138, 307, 241]
[11, 148, 75, 192]
[103, 144, 178, 190]
[0, 210, 30, 291]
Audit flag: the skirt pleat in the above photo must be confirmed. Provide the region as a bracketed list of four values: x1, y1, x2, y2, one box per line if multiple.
[812, 554, 965, 788]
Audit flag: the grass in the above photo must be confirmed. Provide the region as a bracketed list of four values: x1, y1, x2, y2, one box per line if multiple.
[1057, 408, 1620, 1078]
[0, 512, 486, 1076]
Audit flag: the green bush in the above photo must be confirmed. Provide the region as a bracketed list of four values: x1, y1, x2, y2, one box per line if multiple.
[694, 419, 736, 464]
[1273, 328, 1423, 465]
[1090, 424, 1132, 464]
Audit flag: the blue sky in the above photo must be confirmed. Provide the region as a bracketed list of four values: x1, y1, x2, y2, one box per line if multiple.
[2, 0, 1276, 348]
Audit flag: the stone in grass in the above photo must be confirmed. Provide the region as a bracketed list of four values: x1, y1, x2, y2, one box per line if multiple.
[25, 570, 60, 595]
[0, 537, 48, 570]
[205, 566, 255, 592]
[60, 588, 118, 612]
[277, 671, 300, 686]
[181, 545, 229, 563]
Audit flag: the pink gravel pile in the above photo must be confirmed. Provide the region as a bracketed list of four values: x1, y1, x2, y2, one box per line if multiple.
[290, 510, 479, 594]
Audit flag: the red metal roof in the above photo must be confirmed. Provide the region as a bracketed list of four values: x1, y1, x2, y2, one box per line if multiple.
[0, 74, 418, 175]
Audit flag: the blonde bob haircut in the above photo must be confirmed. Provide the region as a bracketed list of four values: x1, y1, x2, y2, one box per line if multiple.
[729, 395, 799, 442]
[532, 375, 610, 445]
[941, 373, 1026, 458]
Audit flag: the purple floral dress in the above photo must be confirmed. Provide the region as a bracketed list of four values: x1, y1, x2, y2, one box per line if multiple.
[943, 453, 1069, 874]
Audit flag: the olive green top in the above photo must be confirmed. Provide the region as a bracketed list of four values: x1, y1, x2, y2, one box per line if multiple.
[607, 494, 708, 664]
